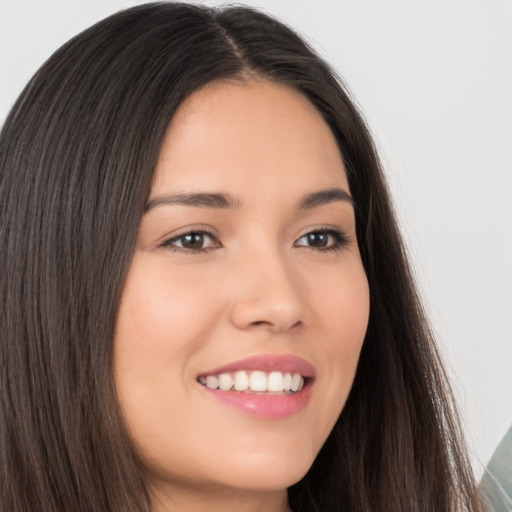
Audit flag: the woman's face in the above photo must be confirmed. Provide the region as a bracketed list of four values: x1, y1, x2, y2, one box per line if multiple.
[114, 79, 369, 506]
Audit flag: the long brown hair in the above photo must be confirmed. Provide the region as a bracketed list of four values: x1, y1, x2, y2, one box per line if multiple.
[0, 3, 482, 511]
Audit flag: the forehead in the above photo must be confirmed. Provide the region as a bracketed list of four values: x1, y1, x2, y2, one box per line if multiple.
[152, 79, 349, 199]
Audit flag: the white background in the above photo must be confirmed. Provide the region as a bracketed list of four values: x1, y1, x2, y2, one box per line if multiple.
[1, 0, 511, 475]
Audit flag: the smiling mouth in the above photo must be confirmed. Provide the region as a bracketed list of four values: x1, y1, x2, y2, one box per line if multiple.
[197, 355, 314, 418]
[198, 370, 306, 394]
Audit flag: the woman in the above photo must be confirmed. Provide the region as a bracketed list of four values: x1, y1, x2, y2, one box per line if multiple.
[0, 3, 483, 511]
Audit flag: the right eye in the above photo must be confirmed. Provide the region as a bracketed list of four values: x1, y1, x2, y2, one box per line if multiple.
[160, 230, 221, 253]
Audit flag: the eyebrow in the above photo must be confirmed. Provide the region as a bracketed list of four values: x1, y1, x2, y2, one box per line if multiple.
[145, 192, 242, 211]
[297, 188, 354, 209]
[145, 187, 354, 212]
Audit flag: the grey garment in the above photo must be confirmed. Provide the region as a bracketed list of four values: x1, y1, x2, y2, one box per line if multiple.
[481, 425, 512, 512]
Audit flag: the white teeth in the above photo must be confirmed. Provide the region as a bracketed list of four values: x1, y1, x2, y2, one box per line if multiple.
[218, 373, 234, 391]
[249, 371, 267, 392]
[205, 375, 219, 389]
[199, 370, 305, 394]
[283, 372, 292, 391]
[290, 373, 302, 392]
[268, 371, 284, 392]
[234, 371, 249, 391]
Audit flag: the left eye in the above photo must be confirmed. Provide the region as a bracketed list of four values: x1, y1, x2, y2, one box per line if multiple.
[295, 229, 347, 251]
[162, 231, 220, 252]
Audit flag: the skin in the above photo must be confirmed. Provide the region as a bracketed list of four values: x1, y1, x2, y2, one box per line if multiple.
[113, 79, 370, 512]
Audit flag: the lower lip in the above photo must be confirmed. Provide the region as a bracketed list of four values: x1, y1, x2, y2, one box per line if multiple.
[201, 384, 312, 419]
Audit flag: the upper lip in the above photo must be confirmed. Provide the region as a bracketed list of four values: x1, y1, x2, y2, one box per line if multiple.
[198, 354, 315, 378]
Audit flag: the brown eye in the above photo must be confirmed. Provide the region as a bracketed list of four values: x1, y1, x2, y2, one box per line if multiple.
[304, 232, 329, 247]
[162, 230, 221, 253]
[181, 233, 207, 249]
[295, 229, 348, 252]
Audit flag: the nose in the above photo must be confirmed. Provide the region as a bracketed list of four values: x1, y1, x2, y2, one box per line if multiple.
[229, 248, 308, 333]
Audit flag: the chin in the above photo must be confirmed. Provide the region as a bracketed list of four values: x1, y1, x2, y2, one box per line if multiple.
[210, 443, 316, 491]
[144, 438, 316, 495]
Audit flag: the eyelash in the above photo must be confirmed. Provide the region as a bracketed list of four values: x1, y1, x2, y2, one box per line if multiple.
[160, 227, 350, 254]
[295, 228, 350, 253]
[160, 228, 220, 254]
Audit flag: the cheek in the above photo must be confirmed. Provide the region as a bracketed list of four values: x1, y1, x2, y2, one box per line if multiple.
[309, 261, 369, 436]
[112, 256, 228, 473]
[115, 256, 220, 364]
[312, 255, 369, 352]
[112, 256, 222, 438]
[326, 268, 369, 352]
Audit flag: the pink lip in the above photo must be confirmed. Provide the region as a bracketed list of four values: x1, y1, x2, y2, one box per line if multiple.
[198, 354, 315, 378]
[198, 354, 315, 419]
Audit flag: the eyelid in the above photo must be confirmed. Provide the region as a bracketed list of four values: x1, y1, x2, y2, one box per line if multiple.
[294, 225, 351, 252]
[159, 226, 222, 253]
